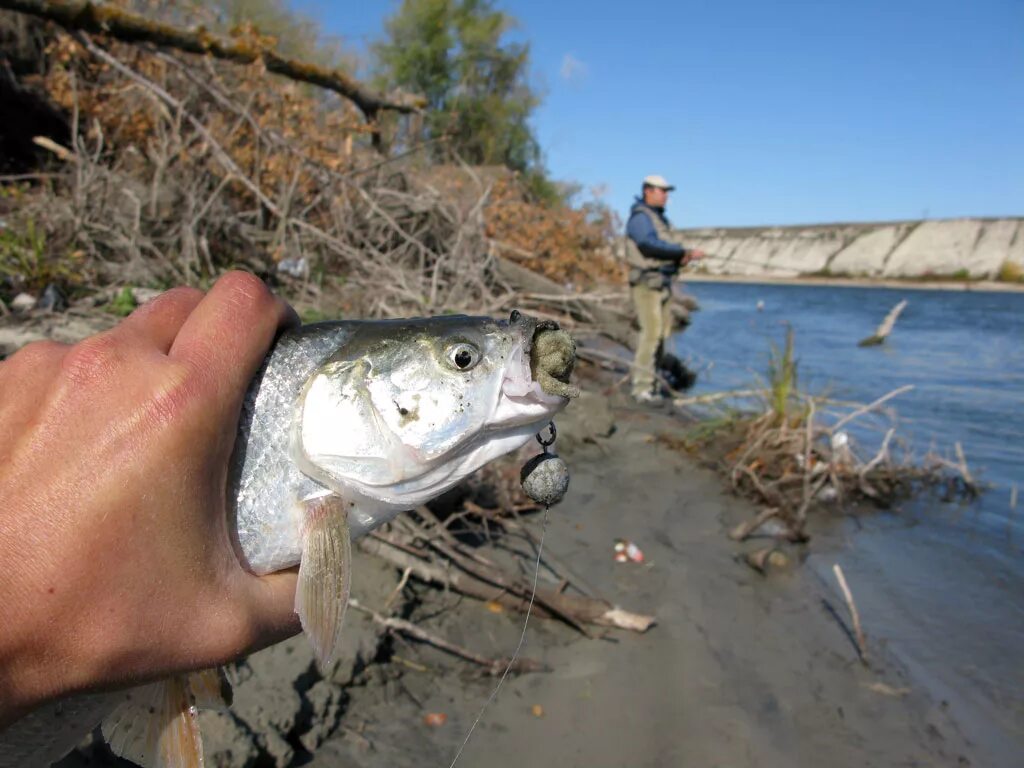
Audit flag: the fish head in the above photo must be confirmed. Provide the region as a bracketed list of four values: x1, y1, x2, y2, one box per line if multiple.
[295, 311, 572, 506]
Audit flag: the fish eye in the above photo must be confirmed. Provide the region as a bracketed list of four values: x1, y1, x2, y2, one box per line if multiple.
[446, 343, 481, 371]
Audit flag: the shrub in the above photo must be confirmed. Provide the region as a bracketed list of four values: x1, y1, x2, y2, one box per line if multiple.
[997, 260, 1023, 283]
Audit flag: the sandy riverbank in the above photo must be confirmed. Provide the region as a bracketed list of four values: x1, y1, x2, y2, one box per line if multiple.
[8, 308, 1009, 767]
[64, 400, 990, 767]
[295, 402, 986, 768]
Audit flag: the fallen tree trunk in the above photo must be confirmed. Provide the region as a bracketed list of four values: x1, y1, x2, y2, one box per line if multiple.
[858, 299, 907, 347]
[360, 536, 656, 633]
[0, 0, 423, 119]
[495, 256, 634, 346]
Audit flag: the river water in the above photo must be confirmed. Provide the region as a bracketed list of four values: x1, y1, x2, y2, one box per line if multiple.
[669, 281, 1024, 766]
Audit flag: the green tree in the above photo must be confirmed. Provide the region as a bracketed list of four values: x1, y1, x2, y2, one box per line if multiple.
[374, 0, 542, 175]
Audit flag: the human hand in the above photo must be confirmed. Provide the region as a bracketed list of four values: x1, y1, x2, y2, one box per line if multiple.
[0, 272, 302, 727]
[686, 249, 706, 263]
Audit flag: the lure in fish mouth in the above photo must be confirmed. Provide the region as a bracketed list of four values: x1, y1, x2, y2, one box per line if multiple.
[230, 310, 576, 666]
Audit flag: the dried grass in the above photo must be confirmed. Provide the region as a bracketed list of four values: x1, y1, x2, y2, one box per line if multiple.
[1, 16, 621, 324]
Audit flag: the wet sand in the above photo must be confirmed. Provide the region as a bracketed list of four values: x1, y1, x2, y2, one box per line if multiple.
[310, 404, 986, 768]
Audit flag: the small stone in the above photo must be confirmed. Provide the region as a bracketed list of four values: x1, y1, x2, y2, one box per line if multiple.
[11, 293, 36, 312]
[520, 453, 570, 506]
[767, 550, 789, 568]
[132, 287, 162, 305]
[38, 283, 67, 313]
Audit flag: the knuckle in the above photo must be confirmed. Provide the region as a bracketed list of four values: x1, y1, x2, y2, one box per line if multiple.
[144, 360, 205, 428]
[4, 339, 66, 371]
[60, 334, 123, 386]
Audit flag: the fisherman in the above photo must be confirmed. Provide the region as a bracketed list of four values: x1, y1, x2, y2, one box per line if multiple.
[624, 174, 703, 404]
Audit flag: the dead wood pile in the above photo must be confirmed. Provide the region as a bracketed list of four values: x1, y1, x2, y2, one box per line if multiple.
[0, 4, 628, 336]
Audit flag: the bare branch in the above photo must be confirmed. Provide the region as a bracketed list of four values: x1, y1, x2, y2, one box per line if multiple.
[0, 0, 423, 118]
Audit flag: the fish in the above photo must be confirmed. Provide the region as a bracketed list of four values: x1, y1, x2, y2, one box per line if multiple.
[0, 310, 575, 768]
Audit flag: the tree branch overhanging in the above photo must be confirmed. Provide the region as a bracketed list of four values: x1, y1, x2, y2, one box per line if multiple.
[0, 0, 425, 119]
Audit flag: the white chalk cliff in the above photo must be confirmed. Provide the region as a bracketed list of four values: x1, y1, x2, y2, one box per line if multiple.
[676, 218, 1024, 279]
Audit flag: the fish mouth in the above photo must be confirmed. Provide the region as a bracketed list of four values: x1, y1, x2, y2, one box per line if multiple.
[493, 310, 572, 428]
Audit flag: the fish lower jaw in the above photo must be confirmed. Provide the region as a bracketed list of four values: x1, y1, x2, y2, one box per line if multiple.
[338, 421, 548, 518]
[490, 389, 567, 433]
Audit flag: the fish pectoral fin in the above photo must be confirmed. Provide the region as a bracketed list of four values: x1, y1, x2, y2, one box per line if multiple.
[187, 668, 232, 711]
[296, 493, 352, 670]
[101, 675, 203, 768]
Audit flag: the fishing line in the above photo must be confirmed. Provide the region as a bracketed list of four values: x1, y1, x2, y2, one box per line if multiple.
[690, 253, 787, 271]
[447, 505, 550, 768]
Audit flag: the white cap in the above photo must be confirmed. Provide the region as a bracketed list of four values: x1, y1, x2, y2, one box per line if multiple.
[642, 174, 675, 191]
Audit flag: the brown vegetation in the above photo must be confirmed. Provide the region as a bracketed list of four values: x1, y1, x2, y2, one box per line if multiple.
[0, 3, 622, 325]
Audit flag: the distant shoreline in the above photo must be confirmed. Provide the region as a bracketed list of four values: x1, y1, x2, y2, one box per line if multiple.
[682, 273, 1024, 293]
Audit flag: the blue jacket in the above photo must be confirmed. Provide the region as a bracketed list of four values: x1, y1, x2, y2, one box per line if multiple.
[626, 199, 686, 262]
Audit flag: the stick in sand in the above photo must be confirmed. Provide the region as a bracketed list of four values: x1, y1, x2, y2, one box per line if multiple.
[833, 563, 869, 664]
[858, 299, 907, 347]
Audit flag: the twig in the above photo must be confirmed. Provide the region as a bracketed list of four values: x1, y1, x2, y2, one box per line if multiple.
[728, 508, 779, 541]
[830, 385, 914, 433]
[383, 566, 413, 611]
[348, 598, 547, 675]
[954, 442, 975, 488]
[832, 564, 868, 664]
[672, 389, 760, 407]
[796, 400, 816, 528]
[861, 428, 896, 475]
[31, 136, 77, 163]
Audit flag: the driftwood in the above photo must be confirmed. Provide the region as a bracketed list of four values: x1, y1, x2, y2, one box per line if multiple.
[360, 535, 656, 633]
[495, 257, 633, 346]
[832, 564, 868, 664]
[0, 0, 422, 118]
[858, 299, 907, 346]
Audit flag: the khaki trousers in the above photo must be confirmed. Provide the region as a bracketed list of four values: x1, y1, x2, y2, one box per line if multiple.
[630, 281, 672, 397]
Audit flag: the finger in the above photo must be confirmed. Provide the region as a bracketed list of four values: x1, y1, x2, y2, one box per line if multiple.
[169, 271, 298, 410]
[114, 287, 205, 354]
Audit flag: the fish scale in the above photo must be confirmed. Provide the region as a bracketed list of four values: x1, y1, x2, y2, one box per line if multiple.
[230, 322, 355, 574]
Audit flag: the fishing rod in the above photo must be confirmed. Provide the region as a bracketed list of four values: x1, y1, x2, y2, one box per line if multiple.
[690, 253, 777, 270]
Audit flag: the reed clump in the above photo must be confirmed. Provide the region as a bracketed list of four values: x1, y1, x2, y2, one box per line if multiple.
[677, 332, 980, 544]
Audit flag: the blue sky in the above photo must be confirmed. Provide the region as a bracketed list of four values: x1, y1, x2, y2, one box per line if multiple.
[292, 1, 1023, 227]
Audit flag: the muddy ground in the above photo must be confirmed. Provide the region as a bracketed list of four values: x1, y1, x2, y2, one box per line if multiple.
[1, 308, 992, 767]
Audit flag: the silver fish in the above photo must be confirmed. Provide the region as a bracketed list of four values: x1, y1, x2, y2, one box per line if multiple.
[1, 311, 573, 768]
[230, 311, 572, 664]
